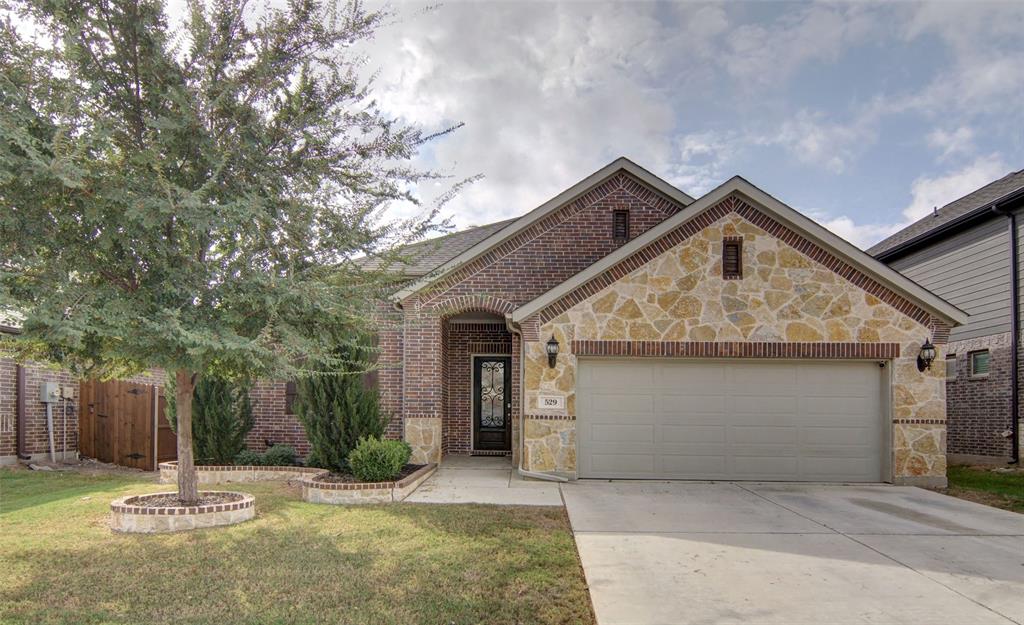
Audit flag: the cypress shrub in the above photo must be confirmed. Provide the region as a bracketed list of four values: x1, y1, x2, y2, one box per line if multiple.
[166, 375, 254, 465]
[294, 337, 387, 473]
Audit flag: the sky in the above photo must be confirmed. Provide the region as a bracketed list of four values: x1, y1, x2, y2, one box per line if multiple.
[356, 0, 1024, 249]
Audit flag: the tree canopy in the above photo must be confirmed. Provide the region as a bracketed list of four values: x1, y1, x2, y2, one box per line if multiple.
[0, 0, 461, 381]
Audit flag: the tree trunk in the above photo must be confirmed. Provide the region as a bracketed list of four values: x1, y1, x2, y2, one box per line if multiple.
[175, 369, 199, 505]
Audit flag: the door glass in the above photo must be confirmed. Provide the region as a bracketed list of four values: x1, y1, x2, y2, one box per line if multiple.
[479, 361, 505, 427]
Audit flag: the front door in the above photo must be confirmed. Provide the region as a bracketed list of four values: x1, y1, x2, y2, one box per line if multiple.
[473, 356, 512, 451]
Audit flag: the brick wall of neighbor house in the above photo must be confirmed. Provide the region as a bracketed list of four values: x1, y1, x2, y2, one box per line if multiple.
[945, 332, 1015, 459]
[522, 196, 950, 486]
[401, 172, 686, 462]
[444, 322, 513, 454]
[0, 359, 81, 462]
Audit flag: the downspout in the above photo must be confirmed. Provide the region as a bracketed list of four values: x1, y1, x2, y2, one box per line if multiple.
[505, 315, 568, 483]
[15, 364, 28, 460]
[994, 205, 1021, 464]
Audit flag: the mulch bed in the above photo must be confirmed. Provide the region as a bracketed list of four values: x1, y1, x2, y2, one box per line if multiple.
[312, 464, 425, 484]
[127, 492, 245, 508]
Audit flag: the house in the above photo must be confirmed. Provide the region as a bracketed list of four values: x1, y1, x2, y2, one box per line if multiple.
[373, 158, 965, 486]
[870, 169, 1024, 465]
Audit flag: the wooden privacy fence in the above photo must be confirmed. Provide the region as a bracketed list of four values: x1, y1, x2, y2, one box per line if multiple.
[79, 380, 175, 471]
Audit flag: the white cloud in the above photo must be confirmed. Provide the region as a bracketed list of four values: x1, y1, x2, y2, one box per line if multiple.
[927, 126, 975, 160]
[761, 107, 881, 174]
[902, 154, 1009, 222]
[811, 155, 1010, 249]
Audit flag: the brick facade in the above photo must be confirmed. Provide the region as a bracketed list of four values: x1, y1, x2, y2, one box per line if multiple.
[399, 171, 686, 463]
[945, 332, 1016, 460]
[444, 322, 513, 454]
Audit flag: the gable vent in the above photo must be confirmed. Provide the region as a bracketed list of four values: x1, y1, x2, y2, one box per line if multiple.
[723, 237, 743, 279]
[613, 210, 630, 242]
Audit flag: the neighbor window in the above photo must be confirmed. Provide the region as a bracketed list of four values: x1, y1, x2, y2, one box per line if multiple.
[945, 354, 957, 380]
[722, 237, 743, 279]
[612, 210, 630, 242]
[970, 350, 990, 377]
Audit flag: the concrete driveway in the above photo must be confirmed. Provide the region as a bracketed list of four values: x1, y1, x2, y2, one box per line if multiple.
[563, 481, 1024, 625]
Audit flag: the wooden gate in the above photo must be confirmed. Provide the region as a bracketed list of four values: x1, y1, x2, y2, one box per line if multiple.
[79, 380, 176, 471]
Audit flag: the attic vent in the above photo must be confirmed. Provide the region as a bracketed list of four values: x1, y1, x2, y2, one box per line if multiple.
[612, 210, 630, 242]
[722, 237, 743, 279]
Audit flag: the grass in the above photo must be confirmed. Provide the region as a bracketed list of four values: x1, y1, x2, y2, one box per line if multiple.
[944, 465, 1024, 513]
[0, 467, 594, 625]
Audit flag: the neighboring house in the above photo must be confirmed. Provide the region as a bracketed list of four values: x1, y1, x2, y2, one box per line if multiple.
[372, 158, 965, 487]
[870, 169, 1024, 465]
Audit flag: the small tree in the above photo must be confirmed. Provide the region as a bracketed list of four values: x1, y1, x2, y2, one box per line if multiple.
[166, 375, 254, 465]
[295, 336, 386, 472]
[0, 0, 465, 503]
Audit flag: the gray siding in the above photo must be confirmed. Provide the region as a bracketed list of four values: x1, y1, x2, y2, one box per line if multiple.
[889, 217, 1010, 342]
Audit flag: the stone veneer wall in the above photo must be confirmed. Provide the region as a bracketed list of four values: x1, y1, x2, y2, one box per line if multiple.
[522, 202, 948, 485]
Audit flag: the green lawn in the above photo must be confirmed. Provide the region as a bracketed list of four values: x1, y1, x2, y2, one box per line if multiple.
[0, 468, 594, 625]
[945, 465, 1024, 513]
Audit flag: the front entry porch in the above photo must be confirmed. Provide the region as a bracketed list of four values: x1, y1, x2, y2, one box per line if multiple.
[405, 455, 562, 505]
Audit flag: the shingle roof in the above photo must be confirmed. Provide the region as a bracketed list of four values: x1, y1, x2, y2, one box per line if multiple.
[363, 218, 518, 277]
[869, 168, 1024, 257]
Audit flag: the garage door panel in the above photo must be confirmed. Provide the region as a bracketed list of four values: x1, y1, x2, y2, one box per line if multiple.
[661, 425, 726, 443]
[592, 424, 654, 443]
[578, 359, 884, 482]
[590, 453, 656, 474]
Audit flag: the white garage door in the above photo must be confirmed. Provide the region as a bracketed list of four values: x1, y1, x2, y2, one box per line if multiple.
[577, 359, 886, 482]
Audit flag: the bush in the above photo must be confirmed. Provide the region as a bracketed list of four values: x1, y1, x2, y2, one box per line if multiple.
[263, 444, 297, 467]
[234, 449, 262, 466]
[294, 336, 388, 472]
[166, 375, 254, 465]
[233, 445, 298, 467]
[347, 437, 411, 482]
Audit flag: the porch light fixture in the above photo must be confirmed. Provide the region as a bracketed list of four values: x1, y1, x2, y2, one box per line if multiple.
[546, 335, 560, 368]
[917, 338, 936, 372]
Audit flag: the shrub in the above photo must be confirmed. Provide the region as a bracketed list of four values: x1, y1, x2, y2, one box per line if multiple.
[347, 437, 411, 482]
[262, 444, 297, 467]
[166, 375, 254, 465]
[294, 336, 387, 472]
[234, 449, 262, 466]
[233, 445, 298, 467]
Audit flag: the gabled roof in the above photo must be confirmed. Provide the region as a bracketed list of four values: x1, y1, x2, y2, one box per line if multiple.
[869, 168, 1024, 259]
[511, 176, 968, 327]
[363, 218, 517, 277]
[390, 157, 696, 302]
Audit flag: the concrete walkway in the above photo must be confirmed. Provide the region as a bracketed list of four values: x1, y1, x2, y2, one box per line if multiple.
[404, 455, 563, 506]
[563, 481, 1024, 625]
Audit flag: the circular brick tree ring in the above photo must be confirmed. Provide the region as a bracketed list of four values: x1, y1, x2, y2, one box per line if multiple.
[110, 491, 255, 533]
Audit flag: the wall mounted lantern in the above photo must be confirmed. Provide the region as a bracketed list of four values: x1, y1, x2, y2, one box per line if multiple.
[546, 335, 560, 368]
[917, 338, 936, 372]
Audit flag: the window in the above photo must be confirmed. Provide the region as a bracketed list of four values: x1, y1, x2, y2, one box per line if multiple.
[945, 354, 957, 380]
[970, 350, 990, 377]
[612, 210, 630, 242]
[285, 381, 298, 415]
[722, 237, 743, 279]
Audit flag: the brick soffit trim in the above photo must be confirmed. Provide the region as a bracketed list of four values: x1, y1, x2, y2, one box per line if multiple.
[534, 194, 948, 341]
[416, 171, 686, 308]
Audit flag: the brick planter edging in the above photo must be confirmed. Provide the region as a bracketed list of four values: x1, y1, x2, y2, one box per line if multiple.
[159, 461, 324, 485]
[110, 491, 255, 533]
[302, 463, 437, 505]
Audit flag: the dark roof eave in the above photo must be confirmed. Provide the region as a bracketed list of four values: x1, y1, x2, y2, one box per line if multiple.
[875, 186, 1024, 262]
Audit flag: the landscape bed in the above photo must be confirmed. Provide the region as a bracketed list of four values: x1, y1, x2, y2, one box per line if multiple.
[302, 463, 437, 504]
[109, 490, 255, 533]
